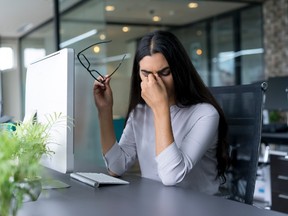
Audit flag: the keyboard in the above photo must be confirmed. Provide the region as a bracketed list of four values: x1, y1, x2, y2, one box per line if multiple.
[70, 172, 129, 188]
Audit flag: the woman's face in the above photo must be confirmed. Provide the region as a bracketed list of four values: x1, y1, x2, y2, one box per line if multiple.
[139, 53, 175, 105]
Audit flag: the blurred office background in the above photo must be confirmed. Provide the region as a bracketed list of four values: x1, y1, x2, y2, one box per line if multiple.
[1, 0, 287, 166]
[0, 0, 287, 209]
[3, 0, 288, 121]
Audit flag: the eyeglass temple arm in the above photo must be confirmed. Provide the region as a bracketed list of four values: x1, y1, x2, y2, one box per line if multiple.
[107, 54, 126, 78]
[78, 40, 112, 54]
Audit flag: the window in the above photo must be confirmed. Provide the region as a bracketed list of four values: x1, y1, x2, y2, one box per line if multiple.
[240, 6, 264, 84]
[24, 48, 46, 68]
[0, 47, 14, 70]
[211, 16, 235, 86]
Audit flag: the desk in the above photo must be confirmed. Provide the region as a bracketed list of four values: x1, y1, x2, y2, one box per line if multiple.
[262, 132, 288, 145]
[18, 168, 286, 216]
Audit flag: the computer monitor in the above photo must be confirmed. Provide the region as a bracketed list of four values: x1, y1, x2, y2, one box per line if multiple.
[265, 76, 288, 111]
[25, 48, 74, 173]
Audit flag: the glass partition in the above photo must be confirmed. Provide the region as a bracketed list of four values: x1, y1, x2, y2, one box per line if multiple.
[173, 22, 209, 85]
[240, 6, 264, 84]
[211, 16, 235, 86]
[60, 0, 107, 169]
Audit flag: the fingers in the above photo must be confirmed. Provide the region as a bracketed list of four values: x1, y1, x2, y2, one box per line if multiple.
[141, 73, 165, 97]
[141, 73, 166, 92]
[93, 75, 113, 109]
[147, 73, 156, 82]
[154, 73, 161, 82]
[94, 80, 105, 93]
[144, 73, 165, 89]
[104, 76, 111, 85]
[154, 73, 165, 88]
[93, 76, 112, 94]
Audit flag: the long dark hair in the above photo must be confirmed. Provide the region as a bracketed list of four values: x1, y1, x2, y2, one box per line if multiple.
[126, 30, 229, 182]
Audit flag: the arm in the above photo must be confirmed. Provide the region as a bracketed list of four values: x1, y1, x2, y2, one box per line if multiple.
[94, 77, 138, 176]
[140, 74, 174, 155]
[153, 103, 174, 155]
[103, 113, 138, 176]
[93, 77, 116, 155]
[156, 106, 219, 185]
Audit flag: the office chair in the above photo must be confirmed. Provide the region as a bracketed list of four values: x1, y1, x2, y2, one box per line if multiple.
[210, 82, 267, 205]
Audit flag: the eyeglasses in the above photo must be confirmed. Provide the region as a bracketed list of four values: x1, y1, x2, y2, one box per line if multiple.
[77, 40, 126, 83]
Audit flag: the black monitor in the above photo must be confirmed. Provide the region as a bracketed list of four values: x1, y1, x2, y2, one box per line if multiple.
[264, 76, 288, 111]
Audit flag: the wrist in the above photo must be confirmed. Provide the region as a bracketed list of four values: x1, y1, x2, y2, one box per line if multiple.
[152, 103, 169, 118]
[98, 107, 113, 120]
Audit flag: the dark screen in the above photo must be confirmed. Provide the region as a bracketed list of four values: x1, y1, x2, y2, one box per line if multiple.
[265, 76, 288, 111]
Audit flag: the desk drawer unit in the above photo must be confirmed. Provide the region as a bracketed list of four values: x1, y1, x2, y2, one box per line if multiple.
[270, 154, 288, 213]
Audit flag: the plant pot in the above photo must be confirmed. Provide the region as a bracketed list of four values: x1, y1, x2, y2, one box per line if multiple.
[17, 177, 42, 202]
[0, 178, 42, 216]
[3, 177, 43, 216]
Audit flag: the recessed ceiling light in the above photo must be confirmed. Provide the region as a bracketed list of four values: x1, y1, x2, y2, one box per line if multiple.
[188, 2, 198, 9]
[99, 33, 106, 40]
[93, 45, 101, 53]
[105, 5, 115, 12]
[196, 49, 203, 55]
[152, 16, 161, 22]
[122, 26, 130, 32]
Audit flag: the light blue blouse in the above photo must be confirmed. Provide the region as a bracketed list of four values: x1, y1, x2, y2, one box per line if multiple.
[104, 103, 220, 194]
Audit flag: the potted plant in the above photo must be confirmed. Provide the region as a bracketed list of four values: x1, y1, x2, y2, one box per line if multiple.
[0, 112, 70, 216]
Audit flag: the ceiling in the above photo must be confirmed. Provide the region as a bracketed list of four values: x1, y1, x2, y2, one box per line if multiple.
[0, 0, 53, 38]
[0, 0, 265, 39]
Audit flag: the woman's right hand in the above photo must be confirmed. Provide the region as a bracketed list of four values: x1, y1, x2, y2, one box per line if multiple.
[93, 76, 113, 111]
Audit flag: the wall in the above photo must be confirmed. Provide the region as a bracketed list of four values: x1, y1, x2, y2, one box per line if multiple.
[1, 38, 22, 121]
[263, 0, 288, 77]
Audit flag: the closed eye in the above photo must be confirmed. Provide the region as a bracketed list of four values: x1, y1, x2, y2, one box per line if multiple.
[140, 67, 170, 77]
[158, 68, 171, 76]
[141, 70, 152, 77]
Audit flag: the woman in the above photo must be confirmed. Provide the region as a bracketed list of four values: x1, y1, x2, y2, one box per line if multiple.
[93, 30, 229, 194]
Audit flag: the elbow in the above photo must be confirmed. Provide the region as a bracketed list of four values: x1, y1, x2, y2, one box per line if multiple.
[158, 167, 187, 186]
[159, 172, 185, 186]
[108, 169, 121, 177]
[158, 168, 187, 186]
[161, 178, 178, 186]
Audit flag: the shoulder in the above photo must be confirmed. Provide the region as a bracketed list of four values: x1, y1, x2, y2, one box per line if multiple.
[128, 104, 150, 119]
[193, 103, 218, 116]
[170, 103, 219, 125]
[132, 103, 148, 113]
[176, 103, 218, 117]
[183, 103, 219, 123]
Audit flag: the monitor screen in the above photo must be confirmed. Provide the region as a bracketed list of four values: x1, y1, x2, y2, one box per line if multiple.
[265, 76, 288, 111]
[25, 48, 74, 173]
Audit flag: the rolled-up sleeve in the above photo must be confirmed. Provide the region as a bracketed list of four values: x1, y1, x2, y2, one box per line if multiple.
[156, 143, 187, 185]
[103, 142, 126, 175]
[103, 114, 137, 176]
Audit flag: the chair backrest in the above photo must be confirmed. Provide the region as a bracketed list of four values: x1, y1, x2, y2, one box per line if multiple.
[210, 82, 267, 205]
